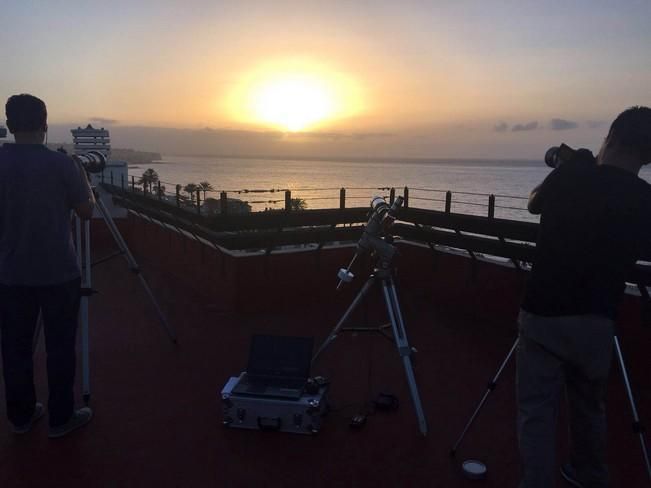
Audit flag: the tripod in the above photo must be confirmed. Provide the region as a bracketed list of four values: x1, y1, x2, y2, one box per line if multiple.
[35, 188, 177, 405]
[450, 335, 651, 482]
[312, 258, 428, 436]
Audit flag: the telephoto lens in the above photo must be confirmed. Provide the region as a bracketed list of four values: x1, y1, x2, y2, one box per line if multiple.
[544, 146, 561, 168]
[73, 150, 107, 174]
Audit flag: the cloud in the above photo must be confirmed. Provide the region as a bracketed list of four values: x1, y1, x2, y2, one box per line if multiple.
[512, 121, 538, 132]
[90, 117, 118, 125]
[587, 120, 607, 129]
[550, 118, 578, 130]
[494, 121, 508, 133]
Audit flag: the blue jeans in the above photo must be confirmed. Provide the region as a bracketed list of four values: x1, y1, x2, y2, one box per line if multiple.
[0, 278, 80, 427]
[517, 310, 614, 488]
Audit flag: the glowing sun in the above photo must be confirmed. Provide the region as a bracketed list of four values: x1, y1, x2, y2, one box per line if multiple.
[251, 76, 335, 132]
[228, 59, 364, 132]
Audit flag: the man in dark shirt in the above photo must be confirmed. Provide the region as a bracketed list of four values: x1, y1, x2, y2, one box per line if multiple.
[0, 94, 95, 437]
[517, 106, 651, 488]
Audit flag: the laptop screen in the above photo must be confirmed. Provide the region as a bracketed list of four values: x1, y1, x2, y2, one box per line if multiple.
[246, 335, 314, 380]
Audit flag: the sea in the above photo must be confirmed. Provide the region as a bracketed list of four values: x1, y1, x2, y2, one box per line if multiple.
[129, 155, 651, 222]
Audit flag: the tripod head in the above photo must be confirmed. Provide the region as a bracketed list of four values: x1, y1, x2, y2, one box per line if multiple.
[337, 195, 404, 289]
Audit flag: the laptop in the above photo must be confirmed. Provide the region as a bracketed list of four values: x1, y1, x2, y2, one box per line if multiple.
[232, 335, 314, 400]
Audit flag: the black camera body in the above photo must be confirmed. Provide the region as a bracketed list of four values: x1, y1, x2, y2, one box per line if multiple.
[357, 196, 404, 263]
[545, 143, 596, 169]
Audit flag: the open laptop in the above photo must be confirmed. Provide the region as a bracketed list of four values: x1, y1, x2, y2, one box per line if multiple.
[232, 335, 314, 400]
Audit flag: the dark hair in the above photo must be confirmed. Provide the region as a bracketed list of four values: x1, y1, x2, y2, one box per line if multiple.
[606, 106, 651, 162]
[5, 94, 47, 133]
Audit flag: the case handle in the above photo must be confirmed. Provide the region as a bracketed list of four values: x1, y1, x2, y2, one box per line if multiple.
[257, 417, 282, 431]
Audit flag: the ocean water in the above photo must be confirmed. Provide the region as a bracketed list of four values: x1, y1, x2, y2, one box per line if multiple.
[128, 156, 651, 222]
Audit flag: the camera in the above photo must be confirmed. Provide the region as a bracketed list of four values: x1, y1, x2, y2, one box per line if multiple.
[337, 196, 404, 287]
[365, 195, 404, 239]
[0, 126, 7, 139]
[545, 143, 596, 169]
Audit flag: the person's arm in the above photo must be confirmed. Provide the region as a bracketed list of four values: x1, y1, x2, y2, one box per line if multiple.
[528, 183, 545, 214]
[528, 167, 562, 215]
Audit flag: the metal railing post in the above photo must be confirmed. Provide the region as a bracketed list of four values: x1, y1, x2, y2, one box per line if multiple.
[488, 194, 495, 219]
[445, 191, 452, 213]
[158, 181, 162, 200]
[340, 188, 346, 209]
[390, 187, 395, 205]
[131, 176, 135, 192]
[221, 191, 228, 215]
[196, 191, 201, 215]
[403, 187, 409, 208]
[176, 185, 181, 207]
[285, 190, 291, 211]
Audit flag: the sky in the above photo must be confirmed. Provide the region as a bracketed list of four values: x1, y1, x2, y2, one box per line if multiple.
[1, 0, 650, 159]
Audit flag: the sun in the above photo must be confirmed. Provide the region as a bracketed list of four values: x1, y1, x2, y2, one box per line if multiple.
[227, 59, 364, 132]
[251, 75, 335, 132]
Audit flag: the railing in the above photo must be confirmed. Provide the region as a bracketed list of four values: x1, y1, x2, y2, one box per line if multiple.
[105, 171, 532, 221]
[101, 181, 651, 293]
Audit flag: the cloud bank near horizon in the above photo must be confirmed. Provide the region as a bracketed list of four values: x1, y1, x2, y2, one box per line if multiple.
[43, 119, 610, 161]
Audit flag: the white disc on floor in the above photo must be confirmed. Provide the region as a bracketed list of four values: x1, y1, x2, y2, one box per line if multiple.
[462, 459, 487, 480]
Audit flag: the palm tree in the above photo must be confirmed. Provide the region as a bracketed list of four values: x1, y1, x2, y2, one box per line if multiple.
[290, 198, 307, 211]
[198, 181, 214, 200]
[138, 168, 159, 194]
[184, 183, 199, 201]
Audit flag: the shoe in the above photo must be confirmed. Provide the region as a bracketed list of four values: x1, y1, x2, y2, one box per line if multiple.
[560, 463, 585, 488]
[12, 402, 45, 434]
[48, 407, 93, 439]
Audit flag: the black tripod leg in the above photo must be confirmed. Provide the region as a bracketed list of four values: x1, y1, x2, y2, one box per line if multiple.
[450, 337, 519, 456]
[95, 196, 177, 343]
[383, 279, 428, 436]
[32, 311, 43, 352]
[613, 335, 651, 481]
[312, 277, 375, 364]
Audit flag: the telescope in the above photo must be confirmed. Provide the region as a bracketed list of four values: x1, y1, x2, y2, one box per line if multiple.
[545, 143, 596, 169]
[72, 150, 107, 174]
[337, 195, 404, 289]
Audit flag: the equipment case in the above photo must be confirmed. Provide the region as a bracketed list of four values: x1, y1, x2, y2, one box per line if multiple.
[220, 376, 328, 435]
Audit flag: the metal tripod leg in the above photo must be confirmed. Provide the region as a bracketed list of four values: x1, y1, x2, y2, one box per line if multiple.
[312, 277, 375, 364]
[614, 335, 651, 481]
[382, 278, 428, 436]
[94, 195, 177, 343]
[80, 218, 92, 405]
[450, 337, 519, 456]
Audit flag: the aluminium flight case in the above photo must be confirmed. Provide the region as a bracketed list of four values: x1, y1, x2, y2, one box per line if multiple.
[220, 376, 328, 435]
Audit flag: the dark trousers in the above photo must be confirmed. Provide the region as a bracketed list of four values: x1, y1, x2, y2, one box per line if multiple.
[517, 310, 614, 488]
[0, 278, 80, 427]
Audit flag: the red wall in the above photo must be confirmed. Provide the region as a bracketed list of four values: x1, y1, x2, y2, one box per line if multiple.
[94, 215, 648, 335]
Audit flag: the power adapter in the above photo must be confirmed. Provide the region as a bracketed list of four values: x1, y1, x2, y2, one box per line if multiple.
[374, 393, 399, 411]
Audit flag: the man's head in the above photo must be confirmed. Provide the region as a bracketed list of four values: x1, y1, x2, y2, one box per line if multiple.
[601, 106, 651, 166]
[5, 94, 48, 143]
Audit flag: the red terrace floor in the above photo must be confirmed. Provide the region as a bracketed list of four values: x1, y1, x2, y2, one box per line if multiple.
[0, 218, 650, 487]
